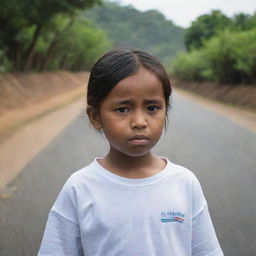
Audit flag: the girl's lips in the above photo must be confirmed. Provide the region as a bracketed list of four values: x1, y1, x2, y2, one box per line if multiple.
[128, 136, 150, 145]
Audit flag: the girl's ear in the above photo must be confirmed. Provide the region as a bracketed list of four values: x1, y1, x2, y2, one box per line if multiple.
[86, 106, 102, 131]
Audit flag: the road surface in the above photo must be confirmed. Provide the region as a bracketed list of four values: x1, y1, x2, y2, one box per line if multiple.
[0, 92, 255, 255]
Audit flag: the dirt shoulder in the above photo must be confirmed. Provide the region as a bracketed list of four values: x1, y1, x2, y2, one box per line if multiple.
[173, 78, 256, 111]
[0, 98, 84, 194]
[0, 77, 255, 194]
[173, 86, 256, 134]
[0, 72, 89, 194]
[0, 71, 89, 141]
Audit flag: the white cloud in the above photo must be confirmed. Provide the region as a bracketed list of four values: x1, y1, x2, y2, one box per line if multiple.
[114, 0, 256, 27]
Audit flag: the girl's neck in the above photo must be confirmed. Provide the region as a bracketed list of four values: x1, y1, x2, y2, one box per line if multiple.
[99, 149, 166, 179]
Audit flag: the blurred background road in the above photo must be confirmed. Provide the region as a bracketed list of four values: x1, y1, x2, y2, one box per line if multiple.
[0, 91, 255, 256]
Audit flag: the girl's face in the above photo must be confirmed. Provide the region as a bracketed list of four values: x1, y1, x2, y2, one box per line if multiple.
[90, 67, 166, 158]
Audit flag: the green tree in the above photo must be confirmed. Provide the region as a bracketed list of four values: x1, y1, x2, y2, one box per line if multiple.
[15, 15, 111, 71]
[232, 28, 256, 83]
[201, 30, 240, 83]
[231, 12, 256, 31]
[171, 50, 207, 81]
[41, 17, 111, 71]
[0, 0, 102, 71]
[185, 10, 232, 50]
[172, 28, 256, 84]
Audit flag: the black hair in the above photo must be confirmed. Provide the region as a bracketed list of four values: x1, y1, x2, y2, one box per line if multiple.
[87, 48, 172, 114]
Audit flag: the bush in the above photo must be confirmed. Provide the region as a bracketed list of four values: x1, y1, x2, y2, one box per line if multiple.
[232, 28, 256, 83]
[171, 50, 208, 81]
[201, 30, 240, 83]
[172, 28, 256, 84]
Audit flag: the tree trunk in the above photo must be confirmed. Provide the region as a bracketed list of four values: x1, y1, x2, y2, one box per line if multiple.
[40, 41, 57, 71]
[41, 18, 74, 71]
[34, 53, 42, 71]
[60, 54, 68, 69]
[14, 42, 21, 71]
[23, 24, 43, 71]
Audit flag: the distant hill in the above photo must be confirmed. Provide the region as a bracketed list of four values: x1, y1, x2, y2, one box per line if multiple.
[84, 1, 185, 64]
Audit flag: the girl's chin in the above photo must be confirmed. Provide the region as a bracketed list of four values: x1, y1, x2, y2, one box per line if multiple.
[113, 149, 153, 159]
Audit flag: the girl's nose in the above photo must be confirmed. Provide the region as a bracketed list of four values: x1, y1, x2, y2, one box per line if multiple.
[130, 111, 147, 130]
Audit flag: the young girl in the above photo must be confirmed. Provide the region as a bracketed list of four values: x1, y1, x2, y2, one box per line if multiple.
[38, 48, 224, 255]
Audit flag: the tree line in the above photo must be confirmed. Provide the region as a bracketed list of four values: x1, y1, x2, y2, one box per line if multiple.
[0, 0, 110, 72]
[2, 0, 254, 86]
[171, 10, 256, 84]
[0, 0, 185, 72]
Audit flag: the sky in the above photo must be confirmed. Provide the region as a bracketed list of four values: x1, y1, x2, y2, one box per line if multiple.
[113, 0, 256, 27]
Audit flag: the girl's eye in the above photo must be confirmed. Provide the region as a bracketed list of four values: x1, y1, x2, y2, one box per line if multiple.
[115, 107, 128, 113]
[147, 105, 159, 112]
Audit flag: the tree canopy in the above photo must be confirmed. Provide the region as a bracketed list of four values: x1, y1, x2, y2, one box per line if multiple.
[172, 11, 256, 84]
[185, 10, 232, 50]
[0, 0, 106, 71]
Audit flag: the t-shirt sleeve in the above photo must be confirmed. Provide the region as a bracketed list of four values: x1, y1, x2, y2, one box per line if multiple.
[38, 176, 83, 256]
[191, 177, 224, 256]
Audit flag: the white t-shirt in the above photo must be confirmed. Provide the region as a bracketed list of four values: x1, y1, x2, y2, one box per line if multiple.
[38, 158, 224, 256]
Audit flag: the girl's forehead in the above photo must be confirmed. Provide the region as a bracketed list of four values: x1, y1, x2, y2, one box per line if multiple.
[110, 67, 164, 96]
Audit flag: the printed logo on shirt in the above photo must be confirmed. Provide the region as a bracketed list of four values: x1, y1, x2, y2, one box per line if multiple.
[161, 211, 185, 224]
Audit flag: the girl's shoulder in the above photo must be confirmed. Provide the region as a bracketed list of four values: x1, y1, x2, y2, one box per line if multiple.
[66, 159, 103, 185]
[54, 159, 103, 204]
[165, 158, 200, 182]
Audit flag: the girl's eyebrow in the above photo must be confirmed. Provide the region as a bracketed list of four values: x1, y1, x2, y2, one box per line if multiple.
[111, 98, 163, 105]
[111, 100, 131, 105]
[144, 98, 163, 104]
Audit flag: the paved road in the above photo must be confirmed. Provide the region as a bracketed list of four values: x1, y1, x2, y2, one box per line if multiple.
[0, 93, 256, 256]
